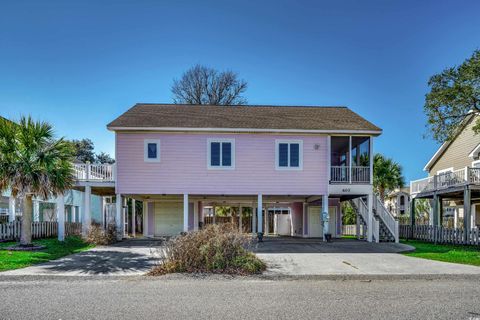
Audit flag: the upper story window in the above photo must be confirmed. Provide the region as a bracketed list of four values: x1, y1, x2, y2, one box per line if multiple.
[144, 139, 160, 162]
[207, 139, 235, 170]
[275, 140, 303, 170]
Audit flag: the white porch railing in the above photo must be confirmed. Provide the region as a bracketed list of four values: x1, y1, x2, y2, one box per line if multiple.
[330, 166, 370, 184]
[410, 167, 479, 195]
[73, 163, 115, 182]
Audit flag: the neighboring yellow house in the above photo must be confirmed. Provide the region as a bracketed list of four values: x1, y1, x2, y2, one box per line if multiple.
[410, 114, 480, 231]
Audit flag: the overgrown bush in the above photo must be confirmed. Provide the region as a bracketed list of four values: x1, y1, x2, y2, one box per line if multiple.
[149, 223, 266, 275]
[85, 222, 117, 245]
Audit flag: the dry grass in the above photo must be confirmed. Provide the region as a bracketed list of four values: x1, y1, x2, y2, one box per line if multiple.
[85, 222, 117, 245]
[149, 223, 266, 275]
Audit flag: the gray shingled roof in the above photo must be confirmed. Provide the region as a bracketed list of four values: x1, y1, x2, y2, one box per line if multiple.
[107, 104, 381, 133]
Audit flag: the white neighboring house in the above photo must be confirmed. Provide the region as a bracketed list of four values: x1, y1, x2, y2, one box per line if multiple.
[384, 187, 410, 217]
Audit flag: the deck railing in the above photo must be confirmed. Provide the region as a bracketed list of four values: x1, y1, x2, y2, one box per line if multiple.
[410, 167, 480, 195]
[73, 163, 115, 182]
[330, 166, 370, 183]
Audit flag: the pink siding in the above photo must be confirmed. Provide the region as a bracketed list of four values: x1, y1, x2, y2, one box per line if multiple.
[291, 202, 304, 236]
[116, 133, 328, 195]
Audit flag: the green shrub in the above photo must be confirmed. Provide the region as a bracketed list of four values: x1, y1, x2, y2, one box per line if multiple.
[149, 223, 266, 275]
[85, 222, 117, 245]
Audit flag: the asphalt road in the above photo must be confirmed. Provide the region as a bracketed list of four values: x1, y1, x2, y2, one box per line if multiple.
[0, 276, 479, 320]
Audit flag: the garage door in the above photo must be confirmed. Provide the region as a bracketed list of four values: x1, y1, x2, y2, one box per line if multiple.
[154, 202, 183, 236]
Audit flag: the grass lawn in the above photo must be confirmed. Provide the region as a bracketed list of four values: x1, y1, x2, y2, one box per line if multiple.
[0, 236, 94, 272]
[401, 240, 480, 267]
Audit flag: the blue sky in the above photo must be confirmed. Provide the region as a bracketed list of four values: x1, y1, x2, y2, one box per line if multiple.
[0, 0, 479, 182]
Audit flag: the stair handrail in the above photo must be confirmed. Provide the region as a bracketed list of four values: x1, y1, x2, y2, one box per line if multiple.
[373, 195, 399, 243]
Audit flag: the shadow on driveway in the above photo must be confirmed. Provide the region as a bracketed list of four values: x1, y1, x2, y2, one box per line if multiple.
[0, 239, 165, 277]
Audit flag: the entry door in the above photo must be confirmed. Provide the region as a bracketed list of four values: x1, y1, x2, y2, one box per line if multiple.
[308, 206, 322, 237]
[154, 202, 183, 236]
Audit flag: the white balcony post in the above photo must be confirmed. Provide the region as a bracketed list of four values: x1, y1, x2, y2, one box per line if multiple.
[82, 185, 91, 236]
[349, 136, 352, 184]
[369, 137, 373, 184]
[367, 193, 373, 242]
[327, 136, 331, 182]
[8, 197, 16, 223]
[33, 199, 40, 222]
[183, 194, 189, 232]
[86, 161, 91, 181]
[57, 194, 65, 241]
[257, 194, 263, 236]
[322, 194, 329, 242]
[116, 194, 123, 240]
[131, 199, 136, 237]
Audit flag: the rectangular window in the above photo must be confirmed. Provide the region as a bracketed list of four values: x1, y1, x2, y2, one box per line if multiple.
[276, 140, 303, 170]
[208, 139, 235, 169]
[144, 139, 160, 162]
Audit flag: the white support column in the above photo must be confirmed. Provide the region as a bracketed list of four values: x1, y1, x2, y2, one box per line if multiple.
[303, 202, 307, 237]
[142, 201, 147, 237]
[194, 201, 199, 231]
[131, 199, 136, 237]
[239, 206, 243, 233]
[257, 194, 263, 235]
[72, 206, 76, 223]
[265, 205, 269, 235]
[33, 199, 40, 222]
[252, 206, 256, 235]
[367, 192, 374, 242]
[8, 197, 16, 223]
[57, 194, 65, 241]
[212, 205, 216, 224]
[183, 194, 189, 232]
[356, 209, 361, 240]
[322, 194, 329, 242]
[123, 197, 127, 238]
[115, 194, 123, 240]
[82, 186, 91, 236]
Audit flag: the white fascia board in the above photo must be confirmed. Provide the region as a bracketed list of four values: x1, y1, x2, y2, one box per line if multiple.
[107, 126, 382, 135]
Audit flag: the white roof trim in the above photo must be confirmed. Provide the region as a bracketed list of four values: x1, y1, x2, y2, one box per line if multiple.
[107, 126, 382, 135]
[423, 141, 449, 172]
[469, 143, 480, 159]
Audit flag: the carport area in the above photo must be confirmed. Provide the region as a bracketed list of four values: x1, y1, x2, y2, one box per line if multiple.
[253, 237, 480, 277]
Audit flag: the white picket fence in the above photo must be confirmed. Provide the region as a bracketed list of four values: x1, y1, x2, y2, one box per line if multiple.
[341, 224, 367, 238]
[400, 225, 480, 246]
[0, 221, 82, 241]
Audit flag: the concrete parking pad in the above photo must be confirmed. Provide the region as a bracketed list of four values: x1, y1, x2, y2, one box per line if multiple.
[0, 239, 164, 277]
[254, 237, 480, 277]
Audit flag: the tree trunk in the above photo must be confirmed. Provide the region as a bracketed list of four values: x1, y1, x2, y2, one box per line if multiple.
[20, 195, 33, 246]
[379, 187, 385, 203]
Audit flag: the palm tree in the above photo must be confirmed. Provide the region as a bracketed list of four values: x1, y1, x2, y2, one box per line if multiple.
[0, 116, 74, 246]
[373, 153, 405, 203]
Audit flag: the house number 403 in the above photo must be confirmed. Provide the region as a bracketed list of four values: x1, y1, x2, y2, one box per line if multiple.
[342, 188, 351, 193]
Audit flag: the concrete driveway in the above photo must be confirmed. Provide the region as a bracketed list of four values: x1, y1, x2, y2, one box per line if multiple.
[253, 237, 480, 278]
[0, 239, 164, 277]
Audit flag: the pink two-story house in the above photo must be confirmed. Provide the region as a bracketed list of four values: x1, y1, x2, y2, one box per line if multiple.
[99, 103, 394, 243]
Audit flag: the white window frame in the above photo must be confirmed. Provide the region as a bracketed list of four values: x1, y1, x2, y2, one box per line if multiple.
[207, 138, 235, 170]
[275, 139, 303, 171]
[436, 167, 453, 175]
[472, 160, 480, 168]
[144, 139, 160, 162]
